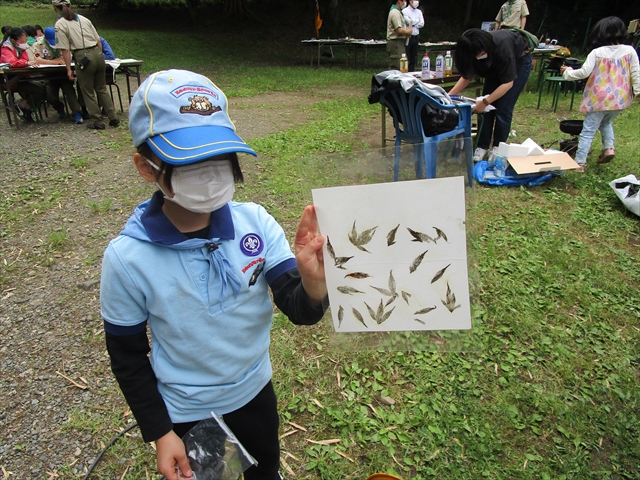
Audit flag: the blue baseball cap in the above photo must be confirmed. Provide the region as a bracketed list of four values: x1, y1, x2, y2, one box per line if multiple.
[44, 27, 56, 46]
[129, 69, 257, 165]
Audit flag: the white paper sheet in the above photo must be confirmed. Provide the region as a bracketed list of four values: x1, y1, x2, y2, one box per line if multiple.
[312, 177, 471, 332]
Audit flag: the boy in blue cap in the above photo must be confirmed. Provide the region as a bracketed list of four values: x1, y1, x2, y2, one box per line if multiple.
[101, 69, 328, 480]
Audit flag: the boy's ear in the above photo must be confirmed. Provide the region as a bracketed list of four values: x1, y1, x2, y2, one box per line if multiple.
[133, 153, 157, 183]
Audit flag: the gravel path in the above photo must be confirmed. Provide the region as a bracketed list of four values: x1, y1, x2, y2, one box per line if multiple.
[0, 85, 370, 478]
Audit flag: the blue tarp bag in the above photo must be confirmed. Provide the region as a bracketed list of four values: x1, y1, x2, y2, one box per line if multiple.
[473, 160, 558, 187]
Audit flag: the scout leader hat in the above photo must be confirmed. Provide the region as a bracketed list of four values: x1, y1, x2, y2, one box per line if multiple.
[129, 69, 257, 165]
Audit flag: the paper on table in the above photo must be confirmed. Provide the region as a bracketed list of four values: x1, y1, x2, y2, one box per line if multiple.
[313, 177, 471, 333]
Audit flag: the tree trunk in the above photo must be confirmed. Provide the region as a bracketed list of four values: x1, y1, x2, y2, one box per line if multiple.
[224, 0, 258, 19]
[185, 0, 200, 23]
[464, 0, 474, 26]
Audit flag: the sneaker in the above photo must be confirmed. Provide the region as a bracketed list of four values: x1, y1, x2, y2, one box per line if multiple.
[596, 148, 614, 164]
[87, 122, 106, 130]
[108, 118, 120, 128]
[14, 103, 24, 118]
[57, 108, 66, 120]
[73, 113, 83, 124]
[575, 163, 585, 173]
[473, 147, 487, 162]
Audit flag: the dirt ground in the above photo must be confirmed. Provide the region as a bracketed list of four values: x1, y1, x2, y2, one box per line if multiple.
[0, 83, 379, 478]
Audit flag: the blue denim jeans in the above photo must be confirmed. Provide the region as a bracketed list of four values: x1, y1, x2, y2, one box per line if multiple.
[478, 53, 533, 149]
[575, 110, 622, 164]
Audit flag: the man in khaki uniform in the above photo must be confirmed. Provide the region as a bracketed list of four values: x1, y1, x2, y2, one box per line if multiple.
[495, 0, 529, 30]
[52, 0, 118, 129]
[386, 0, 412, 70]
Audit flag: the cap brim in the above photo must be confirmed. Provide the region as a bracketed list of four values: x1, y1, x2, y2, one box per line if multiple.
[146, 125, 257, 165]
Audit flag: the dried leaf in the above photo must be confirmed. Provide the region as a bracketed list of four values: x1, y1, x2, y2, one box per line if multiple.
[434, 227, 448, 242]
[356, 226, 378, 245]
[337, 305, 344, 327]
[407, 227, 435, 243]
[387, 224, 400, 246]
[364, 301, 378, 321]
[370, 285, 392, 296]
[409, 250, 428, 273]
[414, 318, 426, 325]
[348, 220, 357, 244]
[378, 306, 396, 324]
[337, 286, 363, 295]
[306, 438, 341, 445]
[401, 291, 412, 304]
[384, 293, 398, 308]
[431, 263, 451, 284]
[376, 299, 385, 320]
[414, 306, 437, 315]
[325, 235, 336, 260]
[344, 272, 371, 279]
[334, 256, 353, 270]
[352, 307, 368, 328]
[388, 270, 397, 294]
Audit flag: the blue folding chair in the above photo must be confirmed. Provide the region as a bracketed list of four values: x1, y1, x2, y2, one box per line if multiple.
[379, 88, 473, 186]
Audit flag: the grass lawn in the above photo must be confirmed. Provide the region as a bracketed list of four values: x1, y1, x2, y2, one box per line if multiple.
[1, 6, 639, 479]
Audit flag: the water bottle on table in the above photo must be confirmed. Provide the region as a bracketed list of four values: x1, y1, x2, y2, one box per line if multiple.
[435, 53, 444, 78]
[421, 52, 430, 79]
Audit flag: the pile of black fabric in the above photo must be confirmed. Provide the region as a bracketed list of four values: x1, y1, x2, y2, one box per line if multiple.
[368, 71, 460, 137]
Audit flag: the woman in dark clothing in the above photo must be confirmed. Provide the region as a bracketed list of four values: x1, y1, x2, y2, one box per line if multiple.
[449, 28, 532, 161]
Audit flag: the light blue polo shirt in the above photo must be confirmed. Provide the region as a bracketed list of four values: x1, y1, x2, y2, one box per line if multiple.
[100, 193, 296, 423]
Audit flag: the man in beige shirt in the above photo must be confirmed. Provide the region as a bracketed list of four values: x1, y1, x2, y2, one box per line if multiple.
[386, 0, 412, 69]
[495, 0, 529, 30]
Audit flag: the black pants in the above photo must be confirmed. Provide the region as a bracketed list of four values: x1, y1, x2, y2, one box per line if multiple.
[173, 381, 280, 480]
[405, 35, 420, 72]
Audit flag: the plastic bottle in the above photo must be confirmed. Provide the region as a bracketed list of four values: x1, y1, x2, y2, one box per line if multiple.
[421, 52, 430, 79]
[444, 50, 453, 77]
[400, 53, 408, 73]
[435, 53, 444, 78]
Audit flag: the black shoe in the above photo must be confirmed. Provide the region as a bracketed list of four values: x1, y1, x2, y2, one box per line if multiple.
[87, 123, 106, 130]
[109, 119, 120, 128]
[82, 108, 90, 120]
[22, 108, 34, 123]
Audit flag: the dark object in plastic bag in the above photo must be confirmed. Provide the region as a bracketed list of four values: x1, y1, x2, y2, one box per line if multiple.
[615, 182, 640, 198]
[179, 414, 257, 480]
[419, 103, 459, 136]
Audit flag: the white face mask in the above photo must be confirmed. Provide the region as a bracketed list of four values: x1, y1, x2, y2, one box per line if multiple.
[147, 159, 235, 214]
[476, 53, 488, 60]
[412, 1, 419, 7]
[17, 42, 29, 50]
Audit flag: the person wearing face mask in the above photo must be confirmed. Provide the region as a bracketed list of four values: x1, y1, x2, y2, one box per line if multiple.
[449, 28, 532, 162]
[402, 0, 424, 72]
[27, 26, 84, 123]
[387, 0, 413, 70]
[0, 27, 45, 123]
[495, 0, 529, 29]
[101, 69, 328, 480]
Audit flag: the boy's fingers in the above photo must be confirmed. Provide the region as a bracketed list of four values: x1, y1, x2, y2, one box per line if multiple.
[177, 457, 193, 478]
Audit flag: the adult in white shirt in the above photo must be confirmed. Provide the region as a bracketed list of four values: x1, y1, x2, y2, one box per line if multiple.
[403, 0, 425, 72]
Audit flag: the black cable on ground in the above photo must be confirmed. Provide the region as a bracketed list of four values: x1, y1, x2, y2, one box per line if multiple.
[82, 422, 140, 479]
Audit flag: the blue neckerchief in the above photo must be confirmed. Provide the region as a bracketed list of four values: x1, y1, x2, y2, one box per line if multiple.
[121, 191, 241, 305]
